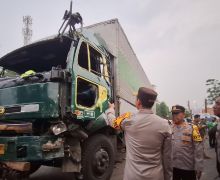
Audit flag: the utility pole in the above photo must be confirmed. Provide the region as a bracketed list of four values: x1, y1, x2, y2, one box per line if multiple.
[22, 16, 33, 46]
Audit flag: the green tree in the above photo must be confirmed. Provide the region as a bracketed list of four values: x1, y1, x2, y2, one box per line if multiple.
[206, 79, 220, 104]
[156, 102, 170, 118]
[156, 103, 161, 117]
[185, 109, 192, 118]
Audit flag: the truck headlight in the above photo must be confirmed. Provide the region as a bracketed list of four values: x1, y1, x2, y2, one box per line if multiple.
[51, 122, 67, 135]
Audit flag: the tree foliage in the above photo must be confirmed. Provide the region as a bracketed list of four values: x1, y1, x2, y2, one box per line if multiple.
[206, 79, 220, 104]
[156, 102, 170, 118]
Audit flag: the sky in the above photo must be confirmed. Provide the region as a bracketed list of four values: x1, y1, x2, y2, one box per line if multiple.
[0, 0, 219, 111]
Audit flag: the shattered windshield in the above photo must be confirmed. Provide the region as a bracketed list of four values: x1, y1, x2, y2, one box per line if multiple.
[0, 66, 18, 78]
[0, 36, 72, 75]
[0, 66, 3, 76]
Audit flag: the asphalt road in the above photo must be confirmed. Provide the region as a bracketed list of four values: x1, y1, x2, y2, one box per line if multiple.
[201, 140, 218, 180]
[30, 139, 217, 180]
[30, 161, 125, 180]
[29, 151, 125, 180]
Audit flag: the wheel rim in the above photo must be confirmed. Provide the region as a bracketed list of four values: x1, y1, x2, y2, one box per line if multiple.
[92, 148, 110, 177]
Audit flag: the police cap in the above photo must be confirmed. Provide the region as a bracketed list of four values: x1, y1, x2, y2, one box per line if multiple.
[194, 114, 200, 119]
[137, 87, 157, 108]
[171, 105, 185, 114]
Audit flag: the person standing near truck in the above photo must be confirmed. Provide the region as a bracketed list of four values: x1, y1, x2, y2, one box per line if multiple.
[208, 118, 217, 148]
[171, 105, 203, 180]
[106, 87, 172, 180]
[193, 115, 206, 139]
[193, 114, 211, 159]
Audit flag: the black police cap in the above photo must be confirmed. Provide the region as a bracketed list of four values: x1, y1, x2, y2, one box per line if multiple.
[171, 105, 185, 113]
[194, 114, 200, 119]
[137, 87, 158, 105]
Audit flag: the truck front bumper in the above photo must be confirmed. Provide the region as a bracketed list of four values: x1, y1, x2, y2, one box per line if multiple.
[0, 136, 64, 162]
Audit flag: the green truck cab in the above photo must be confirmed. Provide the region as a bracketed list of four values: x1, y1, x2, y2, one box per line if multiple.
[0, 13, 115, 180]
[0, 4, 152, 180]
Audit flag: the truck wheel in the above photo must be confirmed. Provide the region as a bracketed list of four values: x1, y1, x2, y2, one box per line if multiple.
[82, 134, 115, 180]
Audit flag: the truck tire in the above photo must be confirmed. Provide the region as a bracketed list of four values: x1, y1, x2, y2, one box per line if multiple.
[81, 134, 115, 180]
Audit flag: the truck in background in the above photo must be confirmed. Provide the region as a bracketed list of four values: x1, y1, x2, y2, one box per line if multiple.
[0, 3, 152, 180]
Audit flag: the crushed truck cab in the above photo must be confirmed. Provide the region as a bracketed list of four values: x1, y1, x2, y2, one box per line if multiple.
[0, 30, 115, 179]
[0, 4, 152, 180]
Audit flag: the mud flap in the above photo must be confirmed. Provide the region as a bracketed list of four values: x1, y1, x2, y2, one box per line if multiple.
[62, 139, 81, 172]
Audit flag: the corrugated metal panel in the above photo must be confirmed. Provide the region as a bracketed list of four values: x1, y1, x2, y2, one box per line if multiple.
[85, 19, 152, 108]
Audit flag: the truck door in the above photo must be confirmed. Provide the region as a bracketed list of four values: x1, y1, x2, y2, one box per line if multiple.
[72, 40, 110, 121]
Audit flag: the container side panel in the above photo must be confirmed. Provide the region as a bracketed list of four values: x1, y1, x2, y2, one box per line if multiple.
[85, 19, 152, 109]
[117, 24, 152, 104]
[119, 99, 137, 114]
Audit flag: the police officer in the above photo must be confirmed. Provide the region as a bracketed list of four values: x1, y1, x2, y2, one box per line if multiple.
[213, 97, 220, 176]
[171, 105, 203, 180]
[193, 114, 206, 139]
[193, 114, 211, 159]
[106, 87, 172, 180]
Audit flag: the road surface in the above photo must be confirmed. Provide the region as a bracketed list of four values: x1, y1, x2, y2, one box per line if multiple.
[30, 159, 125, 180]
[201, 140, 218, 180]
[30, 140, 218, 180]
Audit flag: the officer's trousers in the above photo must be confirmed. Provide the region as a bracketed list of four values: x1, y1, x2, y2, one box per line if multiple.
[209, 133, 216, 148]
[173, 168, 196, 180]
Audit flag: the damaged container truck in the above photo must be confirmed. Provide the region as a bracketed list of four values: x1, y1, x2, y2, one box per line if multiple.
[0, 5, 152, 180]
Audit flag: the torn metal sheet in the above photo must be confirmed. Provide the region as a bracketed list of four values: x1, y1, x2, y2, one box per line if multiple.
[42, 138, 63, 152]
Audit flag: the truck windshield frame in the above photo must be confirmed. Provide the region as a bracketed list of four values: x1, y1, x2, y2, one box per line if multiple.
[0, 67, 19, 78]
[0, 36, 72, 74]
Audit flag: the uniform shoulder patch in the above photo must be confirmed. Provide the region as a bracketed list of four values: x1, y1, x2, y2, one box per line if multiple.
[112, 112, 131, 129]
[192, 125, 203, 142]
